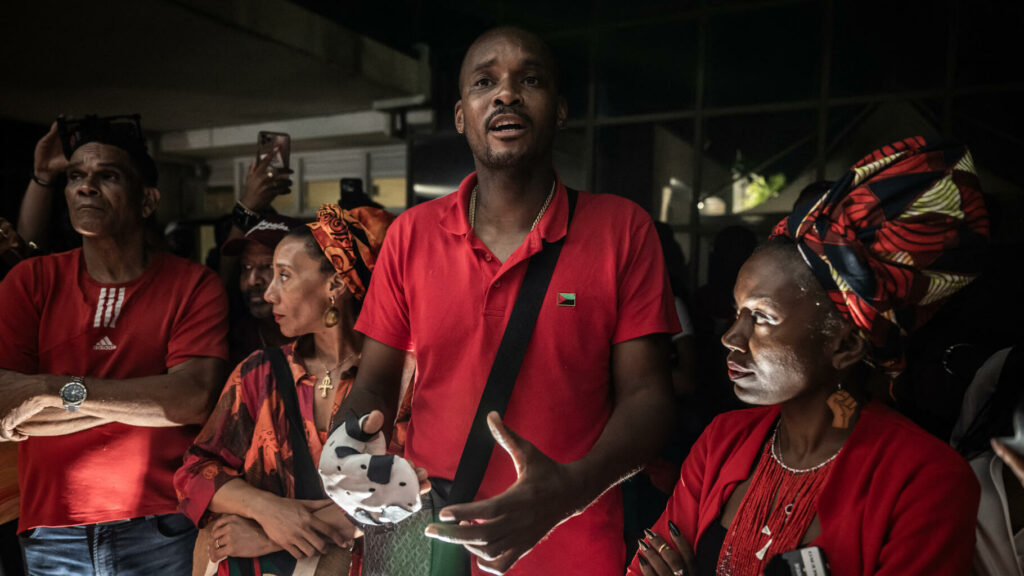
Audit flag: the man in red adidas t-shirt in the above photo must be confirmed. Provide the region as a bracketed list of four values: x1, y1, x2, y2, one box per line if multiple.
[0, 115, 228, 575]
[339, 28, 679, 575]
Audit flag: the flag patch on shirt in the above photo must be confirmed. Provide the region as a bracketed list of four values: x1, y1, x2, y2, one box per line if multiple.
[556, 292, 576, 307]
[93, 336, 117, 351]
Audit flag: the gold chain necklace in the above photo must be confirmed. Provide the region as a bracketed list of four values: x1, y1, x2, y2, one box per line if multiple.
[313, 353, 358, 398]
[469, 180, 556, 231]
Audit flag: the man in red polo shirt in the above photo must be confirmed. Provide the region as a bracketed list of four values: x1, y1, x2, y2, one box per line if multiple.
[342, 28, 679, 575]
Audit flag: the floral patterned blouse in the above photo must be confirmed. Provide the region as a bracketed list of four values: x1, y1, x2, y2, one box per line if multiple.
[174, 342, 354, 526]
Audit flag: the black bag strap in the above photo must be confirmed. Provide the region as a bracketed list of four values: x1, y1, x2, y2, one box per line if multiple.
[447, 187, 578, 506]
[267, 346, 324, 500]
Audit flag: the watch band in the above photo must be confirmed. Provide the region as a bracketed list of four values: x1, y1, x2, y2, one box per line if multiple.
[231, 201, 263, 232]
[60, 376, 87, 412]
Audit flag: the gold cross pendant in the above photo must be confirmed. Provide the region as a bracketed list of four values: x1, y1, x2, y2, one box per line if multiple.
[318, 370, 333, 398]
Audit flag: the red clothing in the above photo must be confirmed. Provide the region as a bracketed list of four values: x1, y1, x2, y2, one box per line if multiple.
[0, 249, 228, 531]
[356, 173, 680, 575]
[626, 403, 980, 576]
[175, 343, 353, 526]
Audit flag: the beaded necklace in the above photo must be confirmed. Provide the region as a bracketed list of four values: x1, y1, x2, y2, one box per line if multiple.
[717, 420, 840, 576]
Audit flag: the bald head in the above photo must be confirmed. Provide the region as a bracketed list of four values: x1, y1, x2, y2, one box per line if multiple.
[459, 27, 559, 95]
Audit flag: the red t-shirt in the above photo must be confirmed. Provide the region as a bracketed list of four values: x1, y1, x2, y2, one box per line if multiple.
[356, 173, 680, 575]
[0, 249, 228, 531]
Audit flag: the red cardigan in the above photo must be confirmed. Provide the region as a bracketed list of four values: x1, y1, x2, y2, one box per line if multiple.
[627, 403, 979, 576]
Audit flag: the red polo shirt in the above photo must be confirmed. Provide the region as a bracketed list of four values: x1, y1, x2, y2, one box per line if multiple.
[356, 173, 679, 575]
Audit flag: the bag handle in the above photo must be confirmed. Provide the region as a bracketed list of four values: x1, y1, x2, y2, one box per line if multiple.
[447, 187, 578, 506]
[267, 346, 324, 500]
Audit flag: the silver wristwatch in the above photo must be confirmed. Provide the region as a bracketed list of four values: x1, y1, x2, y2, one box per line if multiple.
[59, 376, 87, 412]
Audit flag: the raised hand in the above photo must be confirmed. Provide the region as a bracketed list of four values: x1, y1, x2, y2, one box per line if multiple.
[424, 412, 584, 575]
[240, 147, 293, 212]
[33, 121, 68, 183]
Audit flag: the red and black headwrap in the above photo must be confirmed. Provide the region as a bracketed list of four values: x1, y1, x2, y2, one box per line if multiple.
[772, 136, 989, 376]
[307, 204, 395, 301]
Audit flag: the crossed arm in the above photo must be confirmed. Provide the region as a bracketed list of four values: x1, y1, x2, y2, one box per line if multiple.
[0, 356, 226, 440]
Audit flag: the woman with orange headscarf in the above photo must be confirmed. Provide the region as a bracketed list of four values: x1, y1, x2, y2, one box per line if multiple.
[175, 204, 407, 575]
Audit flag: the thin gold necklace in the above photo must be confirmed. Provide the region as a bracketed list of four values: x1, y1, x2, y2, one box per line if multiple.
[469, 180, 556, 231]
[313, 353, 358, 398]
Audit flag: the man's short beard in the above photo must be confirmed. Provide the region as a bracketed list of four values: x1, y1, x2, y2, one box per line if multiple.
[482, 147, 530, 169]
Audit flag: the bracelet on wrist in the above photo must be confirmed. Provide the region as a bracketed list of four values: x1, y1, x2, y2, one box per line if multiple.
[232, 201, 263, 232]
[32, 175, 54, 188]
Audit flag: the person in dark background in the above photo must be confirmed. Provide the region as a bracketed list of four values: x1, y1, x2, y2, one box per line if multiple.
[623, 222, 699, 565]
[952, 344, 1024, 576]
[690, 225, 757, 429]
[165, 220, 198, 260]
[0, 115, 229, 576]
[220, 214, 301, 365]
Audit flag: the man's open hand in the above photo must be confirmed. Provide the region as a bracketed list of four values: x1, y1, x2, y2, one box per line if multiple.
[424, 412, 584, 575]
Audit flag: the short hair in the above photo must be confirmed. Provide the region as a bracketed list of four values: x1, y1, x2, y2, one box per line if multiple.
[59, 115, 158, 187]
[458, 27, 561, 94]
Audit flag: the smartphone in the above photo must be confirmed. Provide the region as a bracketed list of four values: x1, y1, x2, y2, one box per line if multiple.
[765, 546, 831, 576]
[257, 131, 291, 191]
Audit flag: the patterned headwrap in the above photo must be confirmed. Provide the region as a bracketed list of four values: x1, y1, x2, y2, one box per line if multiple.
[772, 136, 989, 375]
[307, 204, 395, 301]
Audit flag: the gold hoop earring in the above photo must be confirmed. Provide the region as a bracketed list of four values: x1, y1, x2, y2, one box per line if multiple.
[826, 382, 858, 429]
[323, 295, 340, 328]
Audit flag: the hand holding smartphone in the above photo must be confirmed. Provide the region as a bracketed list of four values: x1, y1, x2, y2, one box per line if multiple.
[257, 131, 291, 192]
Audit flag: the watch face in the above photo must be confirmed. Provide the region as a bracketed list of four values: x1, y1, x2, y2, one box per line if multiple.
[63, 382, 87, 404]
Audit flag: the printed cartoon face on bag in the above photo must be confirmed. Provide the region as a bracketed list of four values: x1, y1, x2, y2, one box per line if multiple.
[318, 414, 422, 525]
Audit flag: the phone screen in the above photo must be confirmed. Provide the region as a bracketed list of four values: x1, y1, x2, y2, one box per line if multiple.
[257, 131, 291, 172]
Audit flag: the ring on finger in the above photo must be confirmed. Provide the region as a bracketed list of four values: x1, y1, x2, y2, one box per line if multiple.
[266, 170, 274, 179]
[673, 569, 686, 576]
[657, 542, 670, 554]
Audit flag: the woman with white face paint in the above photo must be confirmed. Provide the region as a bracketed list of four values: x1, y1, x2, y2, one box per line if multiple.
[630, 137, 989, 576]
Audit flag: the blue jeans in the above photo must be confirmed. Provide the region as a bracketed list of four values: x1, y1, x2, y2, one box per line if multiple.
[19, 514, 196, 576]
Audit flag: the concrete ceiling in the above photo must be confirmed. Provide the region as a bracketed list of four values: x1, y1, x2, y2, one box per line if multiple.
[0, 0, 427, 133]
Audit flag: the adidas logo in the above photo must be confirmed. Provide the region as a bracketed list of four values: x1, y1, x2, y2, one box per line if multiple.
[93, 337, 117, 351]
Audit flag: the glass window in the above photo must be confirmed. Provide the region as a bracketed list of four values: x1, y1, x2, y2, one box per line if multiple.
[825, 101, 941, 179]
[830, 0, 946, 96]
[596, 20, 699, 116]
[548, 34, 590, 120]
[305, 180, 338, 213]
[700, 111, 817, 215]
[594, 121, 694, 216]
[371, 177, 408, 210]
[409, 133, 475, 205]
[956, 3, 1024, 87]
[554, 127, 589, 191]
[704, 2, 820, 107]
[953, 94, 1024, 189]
